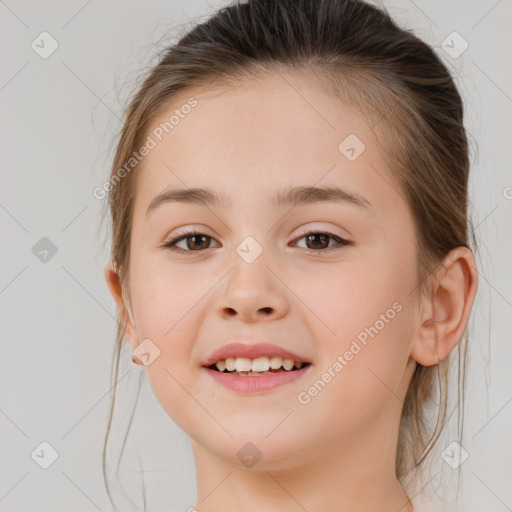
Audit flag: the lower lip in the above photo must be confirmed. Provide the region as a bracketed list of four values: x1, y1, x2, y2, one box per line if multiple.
[203, 365, 312, 394]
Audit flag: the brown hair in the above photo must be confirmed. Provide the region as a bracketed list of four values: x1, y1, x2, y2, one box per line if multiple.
[100, 0, 477, 506]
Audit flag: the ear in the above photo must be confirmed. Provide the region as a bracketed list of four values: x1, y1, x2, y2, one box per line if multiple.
[104, 264, 141, 361]
[410, 246, 478, 366]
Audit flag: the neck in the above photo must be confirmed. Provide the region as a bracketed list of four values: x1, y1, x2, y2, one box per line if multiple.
[190, 422, 414, 512]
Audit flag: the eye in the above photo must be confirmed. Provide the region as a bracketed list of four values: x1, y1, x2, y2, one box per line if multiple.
[292, 230, 352, 253]
[163, 229, 220, 253]
[163, 229, 351, 254]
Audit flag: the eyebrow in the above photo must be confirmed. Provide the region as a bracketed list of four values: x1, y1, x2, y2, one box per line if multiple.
[146, 185, 374, 217]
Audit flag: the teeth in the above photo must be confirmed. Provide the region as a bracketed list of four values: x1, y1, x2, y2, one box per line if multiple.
[269, 356, 283, 370]
[214, 356, 305, 373]
[225, 357, 236, 371]
[235, 357, 252, 372]
[282, 359, 294, 371]
[251, 357, 270, 372]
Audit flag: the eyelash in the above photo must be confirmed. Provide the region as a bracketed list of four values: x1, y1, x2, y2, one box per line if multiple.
[162, 229, 352, 254]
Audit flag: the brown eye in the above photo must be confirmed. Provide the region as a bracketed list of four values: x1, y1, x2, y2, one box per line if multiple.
[164, 230, 219, 253]
[305, 233, 330, 250]
[294, 231, 351, 252]
[163, 229, 351, 255]
[185, 234, 211, 250]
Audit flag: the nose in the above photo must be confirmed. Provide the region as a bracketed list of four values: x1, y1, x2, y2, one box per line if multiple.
[215, 258, 289, 323]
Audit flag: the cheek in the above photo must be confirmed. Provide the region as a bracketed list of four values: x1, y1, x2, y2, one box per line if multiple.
[130, 250, 204, 339]
[293, 254, 409, 349]
[128, 255, 204, 395]
[296, 253, 413, 403]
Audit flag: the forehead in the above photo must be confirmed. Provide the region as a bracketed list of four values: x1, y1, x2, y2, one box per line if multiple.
[134, 71, 401, 213]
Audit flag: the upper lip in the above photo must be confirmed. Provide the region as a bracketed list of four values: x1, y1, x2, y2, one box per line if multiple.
[202, 342, 310, 367]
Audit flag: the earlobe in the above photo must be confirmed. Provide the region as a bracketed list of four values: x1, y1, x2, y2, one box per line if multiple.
[410, 246, 478, 366]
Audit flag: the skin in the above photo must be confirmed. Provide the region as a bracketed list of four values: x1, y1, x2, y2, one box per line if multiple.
[105, 71, 478, 512]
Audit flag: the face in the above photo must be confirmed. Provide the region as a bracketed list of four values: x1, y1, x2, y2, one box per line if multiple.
[121, 72, 420, 470]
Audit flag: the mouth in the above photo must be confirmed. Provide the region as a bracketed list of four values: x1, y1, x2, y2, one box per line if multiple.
[201, 341, 312, 393]
[202, 355, 312, 394]
[206, 356, 312, 376]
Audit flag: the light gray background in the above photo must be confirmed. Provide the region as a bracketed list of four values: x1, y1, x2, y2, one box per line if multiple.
[0, 1, 511, 511]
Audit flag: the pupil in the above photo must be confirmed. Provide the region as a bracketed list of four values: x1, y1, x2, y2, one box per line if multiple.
[189, 235, 209, 250]
[307, 234, 328, 249]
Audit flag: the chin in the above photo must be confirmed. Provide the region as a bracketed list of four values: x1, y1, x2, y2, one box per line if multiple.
[192, 427, 310, 470]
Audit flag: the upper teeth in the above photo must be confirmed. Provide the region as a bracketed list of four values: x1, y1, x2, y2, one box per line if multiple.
[215, 356, 303, 372]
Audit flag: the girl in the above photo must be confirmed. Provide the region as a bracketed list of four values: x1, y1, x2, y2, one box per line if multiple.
[101, 0, 478, 510]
